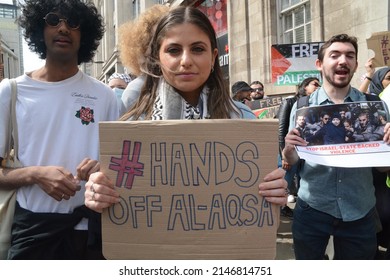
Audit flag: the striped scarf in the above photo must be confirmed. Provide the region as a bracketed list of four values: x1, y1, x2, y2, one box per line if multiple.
[151, 79, 209, 120]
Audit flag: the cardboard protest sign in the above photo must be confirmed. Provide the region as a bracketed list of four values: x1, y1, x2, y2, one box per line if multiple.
[271, 42, 323, 86]
[99, 119, 280, 259]
[247, 96, 283, 110]
[294, 101, 390, 167]
[367, 31, 390, 67]
[251, 106, 280, 119]
[246, 96, 283, 119]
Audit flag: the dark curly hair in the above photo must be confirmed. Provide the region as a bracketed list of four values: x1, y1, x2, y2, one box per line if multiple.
[18, 0, 105, 65]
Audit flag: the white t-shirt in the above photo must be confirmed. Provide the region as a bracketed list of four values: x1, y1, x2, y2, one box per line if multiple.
[0, 71, 119, 229]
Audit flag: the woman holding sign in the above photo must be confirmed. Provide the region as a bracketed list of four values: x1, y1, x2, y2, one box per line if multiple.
[84, 7, 287, 227]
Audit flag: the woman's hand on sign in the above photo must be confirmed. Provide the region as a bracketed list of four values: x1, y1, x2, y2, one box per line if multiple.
[85, 171, 120, 213]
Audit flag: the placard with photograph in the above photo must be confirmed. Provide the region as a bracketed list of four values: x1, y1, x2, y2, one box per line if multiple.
[294, 101, 390, 167]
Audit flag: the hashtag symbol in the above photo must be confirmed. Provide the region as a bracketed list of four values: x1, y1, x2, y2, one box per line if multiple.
[109, 140, 144, 189]
[381, 36, 389, 48]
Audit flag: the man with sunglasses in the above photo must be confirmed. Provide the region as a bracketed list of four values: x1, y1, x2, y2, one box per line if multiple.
[0, 0, 118, 259]
[250, 80, 267, 100]
[306, 111, 331, 145]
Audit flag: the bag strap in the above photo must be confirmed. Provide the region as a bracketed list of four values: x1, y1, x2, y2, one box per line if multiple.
[9, 79, 19, 161]
[296, 95, 310, 109]
[365, 94, 381, 102]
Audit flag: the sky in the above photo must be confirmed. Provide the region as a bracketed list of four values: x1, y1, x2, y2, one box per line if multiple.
[23, 42, 45, 72]
[1, 0, 44, 72]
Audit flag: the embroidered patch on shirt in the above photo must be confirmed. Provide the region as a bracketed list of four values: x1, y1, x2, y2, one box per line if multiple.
[75, 106, 95, 125]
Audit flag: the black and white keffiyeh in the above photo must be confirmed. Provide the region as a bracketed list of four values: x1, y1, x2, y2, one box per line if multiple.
[151, 79, 209, 120]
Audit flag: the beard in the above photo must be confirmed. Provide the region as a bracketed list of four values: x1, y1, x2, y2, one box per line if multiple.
[252, 93, 264, 100]
[323, 70, 353, 89]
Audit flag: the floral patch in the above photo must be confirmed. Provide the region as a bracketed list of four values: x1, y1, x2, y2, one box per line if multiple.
[75, 106, 95, 125]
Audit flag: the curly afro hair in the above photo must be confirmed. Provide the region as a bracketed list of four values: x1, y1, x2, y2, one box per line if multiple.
[118, 4, 169, 76]
[18, 0, 105, 65]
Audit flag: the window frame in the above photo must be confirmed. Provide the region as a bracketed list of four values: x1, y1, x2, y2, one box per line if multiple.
[278, 0, 312, 44]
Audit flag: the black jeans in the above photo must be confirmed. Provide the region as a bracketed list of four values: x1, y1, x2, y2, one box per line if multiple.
[292, 198, 377, 260]
[8, 202, 104, 260]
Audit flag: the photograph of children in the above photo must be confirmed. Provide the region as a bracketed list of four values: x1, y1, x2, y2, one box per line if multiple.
[296, 101, 387, 146]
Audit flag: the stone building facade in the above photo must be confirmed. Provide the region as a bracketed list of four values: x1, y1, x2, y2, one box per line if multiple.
[0, 2, 22, 81]
[89, 0, 390, 96]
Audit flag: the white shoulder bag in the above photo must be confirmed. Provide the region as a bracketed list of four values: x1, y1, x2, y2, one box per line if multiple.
[0, 79, 22, 259]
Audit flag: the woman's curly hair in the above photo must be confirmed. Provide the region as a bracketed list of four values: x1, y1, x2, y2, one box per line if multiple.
[18, 0, 104, 65]
[118, 4, 169, 76]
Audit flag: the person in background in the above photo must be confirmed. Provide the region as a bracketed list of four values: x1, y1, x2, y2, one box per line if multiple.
[306, 112, 346, 145]
[250, 80, 266, 100]
[305, 111, 331, 143]
[373, 110, 387, 140]
[0, 0, 118, 259]
[343, 119, 355, 143]
[231, 81, 252, 104]
[360, 62, 390, 259]
[277, 77, 320, 218]
[84, 7, 288, 217]
[283, 33, 390, 260]
[359, 57, 390, 96]
[338, 105, 350, 123]
[359, 57, 375, 94]
[295, 113, 312, 141]
[118, 4, 169, 112]
[352, 111, 376, 142]
[368, 67, 390, 96]
[107, 72, 132, 115]
[108, 72, 132, 90]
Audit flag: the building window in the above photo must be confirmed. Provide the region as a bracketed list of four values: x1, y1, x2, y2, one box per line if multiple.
[0, 5, 16, 19]
[280, 0, 311, 43]
[132, 0, 140, 19]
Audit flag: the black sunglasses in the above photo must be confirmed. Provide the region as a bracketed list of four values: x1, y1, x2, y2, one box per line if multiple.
[43, 13, 80, 29]
[312, 82, 321, 87]
[253, 88, 264, 92]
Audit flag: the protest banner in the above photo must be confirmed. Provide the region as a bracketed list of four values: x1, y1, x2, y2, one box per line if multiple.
[251, 106, 280, 119]
[247, 96, 283, 111]
[294, 101, 390, 167]
[246, 96, 283, 119]
[367, 31, 390, 67]
[99, 119, 280, 259]
[271, 42, 323, 86]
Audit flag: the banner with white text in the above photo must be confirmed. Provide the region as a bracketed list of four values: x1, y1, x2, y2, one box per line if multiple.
[271, 42, 324, 86]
